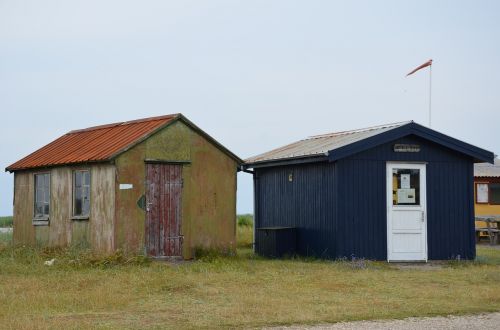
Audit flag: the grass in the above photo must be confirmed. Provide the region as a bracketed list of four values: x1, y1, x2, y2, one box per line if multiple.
[236, 214, 253, 249]
[0, 216, 13, 227]
[0, 225, 499, 329]
[0, 231, 12, 245]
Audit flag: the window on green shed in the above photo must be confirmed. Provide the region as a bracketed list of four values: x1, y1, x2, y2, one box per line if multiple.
[34, 173, 50, 219]
[73, 170, 90, 217]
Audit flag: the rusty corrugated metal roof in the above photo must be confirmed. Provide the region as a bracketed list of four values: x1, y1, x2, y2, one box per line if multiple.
[245, 121, 411, 164]
[6, 114, 179, 172]
[475, 158, 500, 177]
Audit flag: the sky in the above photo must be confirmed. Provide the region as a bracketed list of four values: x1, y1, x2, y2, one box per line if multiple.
[1, 0, 499, 216]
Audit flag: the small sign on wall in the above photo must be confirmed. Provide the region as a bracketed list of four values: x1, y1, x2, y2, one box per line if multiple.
[119, 183, 133, 190]
[394, 144, 420, 153]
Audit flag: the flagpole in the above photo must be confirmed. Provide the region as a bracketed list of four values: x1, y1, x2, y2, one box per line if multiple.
[406, 59, 433, 127]
[429, 64, 432, 127]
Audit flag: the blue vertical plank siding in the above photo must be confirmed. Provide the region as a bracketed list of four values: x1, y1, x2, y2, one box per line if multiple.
[254, 134, 476, 260]
[255, 163, 337, 258]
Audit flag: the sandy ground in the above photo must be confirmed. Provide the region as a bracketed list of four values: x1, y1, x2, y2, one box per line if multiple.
[267, 313, 500, 329]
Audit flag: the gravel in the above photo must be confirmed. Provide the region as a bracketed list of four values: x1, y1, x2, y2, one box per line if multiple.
[267, 313, 500, 330]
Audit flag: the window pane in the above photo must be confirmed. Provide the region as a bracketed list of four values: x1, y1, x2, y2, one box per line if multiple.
[44, 185, 50, 203]
[75, 188, 82, 215]
[74, 171, 90, 216]
[83, 187, 90, 215]
[84, 171, 90, 186]
[392, 168, 420, 205]
[35, 204, 43, 217]
[491, 184, 500, 204]
[75, 171, 82, 188]
[476, 183, 489, 203]
[34, 174, 50, 218]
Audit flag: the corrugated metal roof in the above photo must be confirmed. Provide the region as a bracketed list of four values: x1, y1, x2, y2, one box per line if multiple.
[245, 121, 411, 164]
[475, 158, 500, 177]
[6, 114, 179, 172]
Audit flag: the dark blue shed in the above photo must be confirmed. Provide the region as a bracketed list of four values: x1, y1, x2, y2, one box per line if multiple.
[244, 121, 494, 261]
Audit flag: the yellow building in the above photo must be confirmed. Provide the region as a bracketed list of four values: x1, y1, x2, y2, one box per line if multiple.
[474, 159, 500, 236]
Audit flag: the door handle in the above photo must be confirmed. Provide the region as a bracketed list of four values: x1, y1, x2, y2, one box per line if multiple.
[421, 211, 425, 222]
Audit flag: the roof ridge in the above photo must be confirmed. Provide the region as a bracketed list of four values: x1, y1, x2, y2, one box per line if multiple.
[306, 120, 413, 140]
[68, 114, 180, 134]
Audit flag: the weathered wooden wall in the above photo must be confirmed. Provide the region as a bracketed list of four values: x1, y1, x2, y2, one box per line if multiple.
[12, 164, 115, 252]
[89, 164, 115, 252]
[12, 172, 35, 245]
[184, 127, 237, 256]
[114, 120, 237, 258]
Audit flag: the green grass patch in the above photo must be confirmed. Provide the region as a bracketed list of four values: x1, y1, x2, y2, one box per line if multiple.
[236, 214, 253, 249]
[237, 213, 253, 227]
[473, 245, 500, 265]
[0, 216, 13, 227]
[0, 231, 12, 246]
[0, 242, 499, 329]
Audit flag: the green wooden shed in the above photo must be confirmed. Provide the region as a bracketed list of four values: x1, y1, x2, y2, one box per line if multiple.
[6, 114, 242, 259]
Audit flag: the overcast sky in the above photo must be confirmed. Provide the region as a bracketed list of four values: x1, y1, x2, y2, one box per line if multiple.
[1, 1, 499, 216]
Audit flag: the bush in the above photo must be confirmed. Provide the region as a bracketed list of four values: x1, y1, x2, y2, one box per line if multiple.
[237, 214, 253, 227]
[0, 216, 13, 227]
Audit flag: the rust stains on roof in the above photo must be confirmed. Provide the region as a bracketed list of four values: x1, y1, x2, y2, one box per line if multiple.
[6, 114, 179, 172]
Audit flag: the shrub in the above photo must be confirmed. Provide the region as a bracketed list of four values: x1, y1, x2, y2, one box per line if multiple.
[237, 214, 253, 227]
[0, 216, 13, 227]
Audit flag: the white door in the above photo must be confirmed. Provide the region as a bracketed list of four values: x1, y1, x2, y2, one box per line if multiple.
[387, 163, 427, 261]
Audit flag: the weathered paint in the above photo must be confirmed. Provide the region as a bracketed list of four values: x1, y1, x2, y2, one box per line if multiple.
[113, 121, 191, 254]
[183, 128, 237, 256]
[89, 164, 115, 253]
[114, 120, 237, 258]
[11, 164, 115, 252]
[146, 164, 183, 257]
[47, 167, 72, 246]
[12, 172, 35, 245]
[11, 119, 236, 257]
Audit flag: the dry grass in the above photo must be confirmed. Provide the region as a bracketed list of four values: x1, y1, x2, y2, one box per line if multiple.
[0, 233, 499, 329]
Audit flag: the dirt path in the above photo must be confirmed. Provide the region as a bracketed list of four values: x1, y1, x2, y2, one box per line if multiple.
[267, 312, 500, 329]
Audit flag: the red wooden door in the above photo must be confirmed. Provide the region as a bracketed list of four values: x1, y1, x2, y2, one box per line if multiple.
[145, 164, 183, 257]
